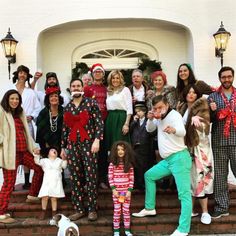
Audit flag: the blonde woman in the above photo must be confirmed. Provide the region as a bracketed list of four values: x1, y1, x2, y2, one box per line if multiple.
[105, 70, 133, 150]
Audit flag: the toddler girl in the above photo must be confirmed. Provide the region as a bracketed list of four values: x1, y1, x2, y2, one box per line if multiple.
[108, 141, 135, 236]
[34, 146, 67, 220]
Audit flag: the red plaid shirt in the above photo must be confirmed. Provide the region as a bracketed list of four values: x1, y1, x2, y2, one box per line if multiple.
[14, 117, 27, 152]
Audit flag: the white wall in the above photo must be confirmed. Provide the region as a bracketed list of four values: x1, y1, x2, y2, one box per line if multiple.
[0, 0, 236, 97]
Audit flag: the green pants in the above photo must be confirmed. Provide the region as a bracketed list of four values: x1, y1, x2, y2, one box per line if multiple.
[144, 149, 192, 233]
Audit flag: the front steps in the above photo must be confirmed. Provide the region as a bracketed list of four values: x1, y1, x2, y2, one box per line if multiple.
[0, 184, 236, 235]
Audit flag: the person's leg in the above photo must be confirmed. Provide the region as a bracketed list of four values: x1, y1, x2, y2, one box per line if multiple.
[82, 144, 98, 215]
[113, 196, 121, 233]
[0, 168, 17, 215]
[98, 138, 108, 188]
[144, 160, 171, 209]
[51, 197, 57, 211]
[22, 151, 43, 197]
[199, 197, 208, 213]
[123, 198, 131, 233]
[67, 144, 85, 215]
[170, 149, 192, 233]
[39, 196, 48, 220]
[212, 147, 229, 213]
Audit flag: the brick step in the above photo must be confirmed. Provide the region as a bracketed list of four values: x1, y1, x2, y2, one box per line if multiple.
[8, 197, 236, 218]
[0, 213, 236, 236]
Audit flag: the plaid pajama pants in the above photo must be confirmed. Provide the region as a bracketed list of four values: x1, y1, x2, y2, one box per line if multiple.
[212, 146, 236, 212]
[0, 151, 43, 215]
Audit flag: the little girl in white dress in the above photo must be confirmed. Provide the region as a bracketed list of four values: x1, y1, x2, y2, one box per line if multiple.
[34, 146, 67, 220]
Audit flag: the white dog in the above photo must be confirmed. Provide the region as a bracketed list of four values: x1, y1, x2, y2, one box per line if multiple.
[49, 214, 79, 236]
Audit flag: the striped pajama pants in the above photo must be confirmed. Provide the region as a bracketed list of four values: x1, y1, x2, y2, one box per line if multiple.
[112, 194, 131, 231]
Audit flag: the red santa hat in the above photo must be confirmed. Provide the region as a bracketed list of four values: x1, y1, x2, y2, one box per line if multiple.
[90, 63, 105, 74]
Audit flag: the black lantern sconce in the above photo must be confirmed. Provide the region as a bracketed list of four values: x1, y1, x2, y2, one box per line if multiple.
[213, 21, 231, 67]
[1, 28, 18, 80]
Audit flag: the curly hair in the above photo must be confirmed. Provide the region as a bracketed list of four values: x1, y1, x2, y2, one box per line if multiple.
[109, 141, 135, 173]
[1, 89, 23, 116]
[44, 92, 64, 108]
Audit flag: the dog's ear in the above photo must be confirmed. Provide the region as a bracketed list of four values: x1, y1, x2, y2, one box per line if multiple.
[53, 214, 62, 222]
[65, 227, 79, 236]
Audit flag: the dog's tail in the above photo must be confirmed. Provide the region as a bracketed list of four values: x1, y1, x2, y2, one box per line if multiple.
[66, 227, 79, 236]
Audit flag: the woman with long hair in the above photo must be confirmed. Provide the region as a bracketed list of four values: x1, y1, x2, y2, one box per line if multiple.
[176, 63, 213, 102]
[105, 70, 133, 150]
[179, 85, 213, 225]
[0, 90, 43, 223]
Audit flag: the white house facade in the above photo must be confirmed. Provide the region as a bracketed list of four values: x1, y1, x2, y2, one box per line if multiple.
[0, 0, 236, 97]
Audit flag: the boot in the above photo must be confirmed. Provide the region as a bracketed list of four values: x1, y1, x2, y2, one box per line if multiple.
[39, 210, 47, 220]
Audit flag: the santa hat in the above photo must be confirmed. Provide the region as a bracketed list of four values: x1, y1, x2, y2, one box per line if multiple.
[90, 63, 105, 74]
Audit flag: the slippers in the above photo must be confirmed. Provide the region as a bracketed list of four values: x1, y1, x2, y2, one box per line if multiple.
[191, 212, 199, 217]
[0, 217, 16, 224]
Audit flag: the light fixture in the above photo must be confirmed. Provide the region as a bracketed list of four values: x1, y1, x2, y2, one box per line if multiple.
[1, 28, 18, 79]
[213, 21, 231, 67]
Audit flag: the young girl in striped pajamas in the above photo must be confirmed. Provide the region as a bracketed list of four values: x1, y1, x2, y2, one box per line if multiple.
[108, 141, 135, 236]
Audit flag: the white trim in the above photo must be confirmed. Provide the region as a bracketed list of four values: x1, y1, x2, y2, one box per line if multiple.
[72, 39, 158, 70]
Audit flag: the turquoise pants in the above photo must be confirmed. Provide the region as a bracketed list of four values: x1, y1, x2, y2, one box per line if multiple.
[144, 149, 192, 233]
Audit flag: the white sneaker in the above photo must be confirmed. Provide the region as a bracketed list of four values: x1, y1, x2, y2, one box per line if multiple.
[132, 208, 156, 217]
[170, 229, 188, 236]
[201, 212, 211, 224]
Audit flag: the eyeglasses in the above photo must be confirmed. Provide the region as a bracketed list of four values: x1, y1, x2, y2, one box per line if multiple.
[220, 75, 233, 80]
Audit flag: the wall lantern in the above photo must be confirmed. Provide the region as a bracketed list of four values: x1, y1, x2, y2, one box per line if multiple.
[1, 28, 18, 79]
[213, 21, 231, 67]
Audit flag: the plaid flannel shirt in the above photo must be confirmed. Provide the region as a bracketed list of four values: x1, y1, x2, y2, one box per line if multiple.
[208, 90, 236, 147]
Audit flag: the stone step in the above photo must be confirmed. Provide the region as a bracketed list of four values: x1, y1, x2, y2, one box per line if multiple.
[0, 213, 236, 236]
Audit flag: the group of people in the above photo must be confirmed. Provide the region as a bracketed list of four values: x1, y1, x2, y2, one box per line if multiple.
[0, 62, 235, 236]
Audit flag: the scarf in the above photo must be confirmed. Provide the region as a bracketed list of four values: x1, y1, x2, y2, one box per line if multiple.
[63, 111, 90, 142]
[217, 86, 236, 137]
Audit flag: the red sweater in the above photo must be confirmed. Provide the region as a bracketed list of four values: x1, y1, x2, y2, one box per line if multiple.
[84, 84, 108, 121]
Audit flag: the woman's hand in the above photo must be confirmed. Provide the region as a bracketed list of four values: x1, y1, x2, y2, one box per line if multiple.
[122, 124, 129, 135]
[33, 148, 40, 155]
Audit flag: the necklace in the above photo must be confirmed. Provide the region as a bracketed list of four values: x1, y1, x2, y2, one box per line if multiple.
[49, 111, 58, 132]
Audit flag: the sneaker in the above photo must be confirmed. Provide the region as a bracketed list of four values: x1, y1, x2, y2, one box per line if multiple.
[125, 231, 133, 236]
[132, 208, 156, 217]
[201, 212, 211, 224]
[170, 229, 188, 236]
[113, 232, 120, 236]
[191, 212, 199, 217]
[211, 211, 229, 219]
[99, 182, 109, 189]
[68, 212, 85, 221]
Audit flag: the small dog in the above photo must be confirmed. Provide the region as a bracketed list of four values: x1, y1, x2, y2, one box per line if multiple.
[50, 214, 79, 236]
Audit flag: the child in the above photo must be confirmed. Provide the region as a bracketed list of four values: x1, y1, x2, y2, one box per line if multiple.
[108, 141, 135, 236]
[34, 146, 67, 220]
[130, 102, 154, 190]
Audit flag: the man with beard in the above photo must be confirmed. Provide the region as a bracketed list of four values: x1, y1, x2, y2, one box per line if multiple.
[10, 65, 42, 190]
[132, 95, 192, 236]
[31, 72, 69, 107]
[84, 63, 108, 189]
[208, 66, 236, 219]
[61, 78, 103, 221]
